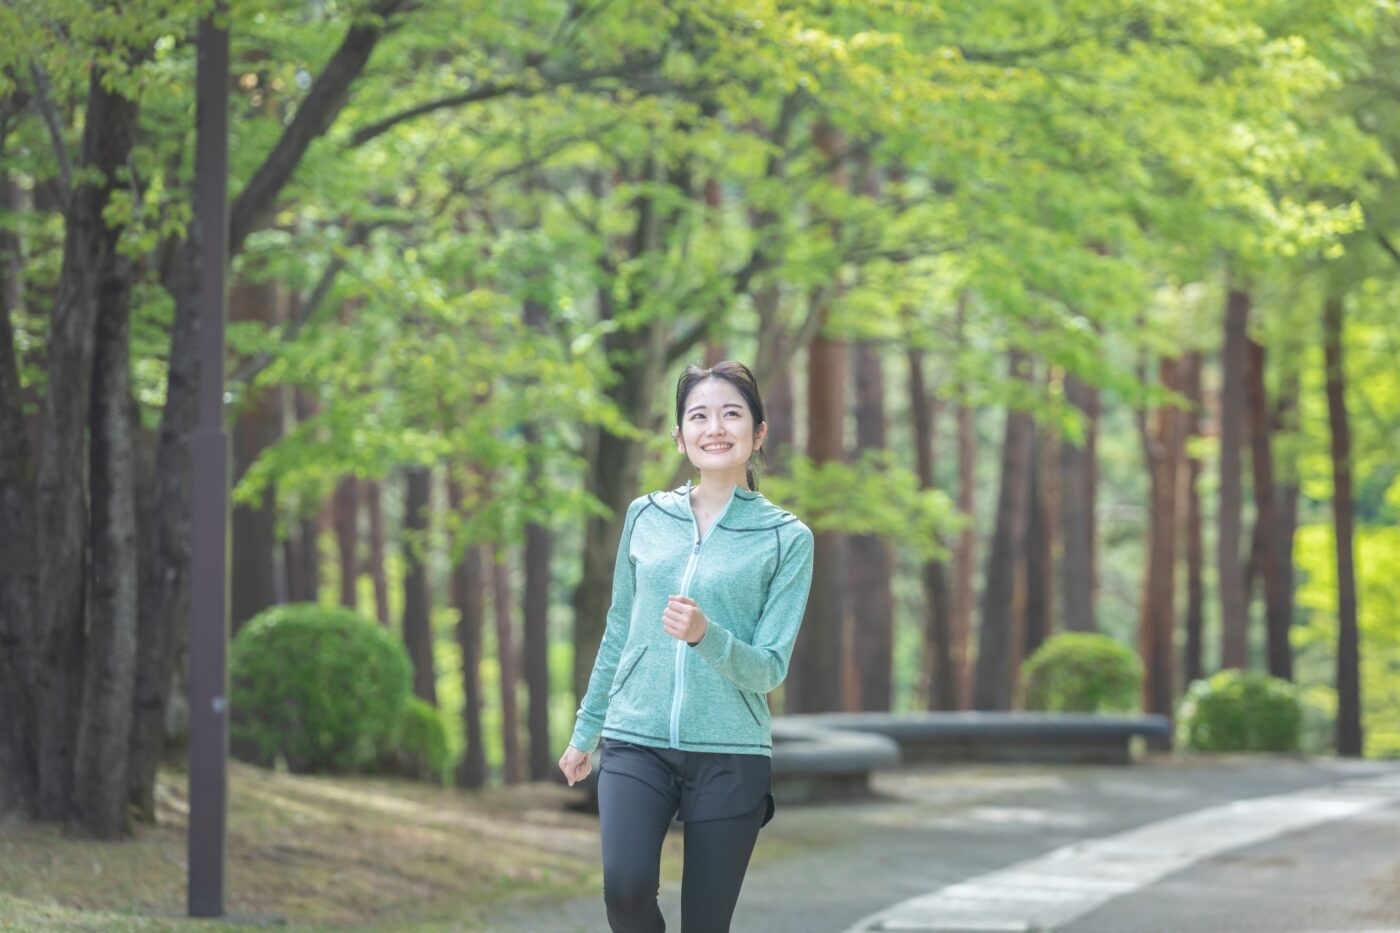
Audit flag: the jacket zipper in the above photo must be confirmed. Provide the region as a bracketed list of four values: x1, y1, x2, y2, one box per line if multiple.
[669, 481, 739, 748]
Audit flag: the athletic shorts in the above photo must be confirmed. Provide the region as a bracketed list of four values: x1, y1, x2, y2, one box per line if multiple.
[598, 736, 776, 827]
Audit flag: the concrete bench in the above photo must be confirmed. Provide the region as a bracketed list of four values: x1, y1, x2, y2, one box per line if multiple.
[783, 711, 1173, 765]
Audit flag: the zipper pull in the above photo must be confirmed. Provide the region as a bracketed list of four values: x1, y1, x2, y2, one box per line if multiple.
[693, 540, 701, 552]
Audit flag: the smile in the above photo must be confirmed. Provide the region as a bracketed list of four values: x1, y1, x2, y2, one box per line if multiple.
[701, 444, 733, 452]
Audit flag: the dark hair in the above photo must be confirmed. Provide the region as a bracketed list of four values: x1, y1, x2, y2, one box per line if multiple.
[674, 361, 769, 491]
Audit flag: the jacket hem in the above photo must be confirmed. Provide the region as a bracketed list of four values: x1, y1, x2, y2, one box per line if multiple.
[601, 726, 773, 755]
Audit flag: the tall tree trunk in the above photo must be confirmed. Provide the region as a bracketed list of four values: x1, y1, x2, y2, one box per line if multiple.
[365, 479, 391, 626]
[0, 174, 40, 817]
[1023, 427, 1052, 660]
[1245, 337, 1292, 680]
[1217, 284, 1250, 669]
[230, 279, 280, 634]
[402, 466, 436, 704]
[850, 341, 894, 711]
[72, 213, 139, 838]
[491, 546, 523, 784]
[950, 300, 977, 707]
[522, 513, 552, 780]
[570, 166, 669, 706]
[284, 387, 322, 603]
[1139, 357, 1185, 717]
[790, 317, 848, 713]
[972, 349, 1033, 711]
[1181, 351, 1206, 685]
[520, 298, 554, 780]
[908, 345, 955, 711]
[1059, 371, 1099, 632]
[36, 65, 141, 822]
[450, 476, 488, 787]
[1323, 295, 1361, 756]
[333, 475, 359, 610]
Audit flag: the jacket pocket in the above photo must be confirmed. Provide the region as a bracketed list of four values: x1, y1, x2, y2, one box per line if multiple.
[739, 689, 764, 726]
[608, 646, 648, 699]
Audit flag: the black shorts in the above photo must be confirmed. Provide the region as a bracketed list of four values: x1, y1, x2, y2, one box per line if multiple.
[598, 736, 776, 827]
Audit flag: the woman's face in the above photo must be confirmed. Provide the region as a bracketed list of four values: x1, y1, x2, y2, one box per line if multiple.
[674, 378, 765, 473]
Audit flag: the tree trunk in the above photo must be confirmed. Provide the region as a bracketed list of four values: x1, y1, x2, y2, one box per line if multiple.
[72, 214, 140, 838]
[790, 319, 848, 713]
[365, 479, 391, 626]
[972, 349, 1033, 711]
[284, 387, 321, 603]
[0, 175, 40, 818]
[1059, 371, 1099, 632]
[402, 466, 436, 704]
[491, 546, 523, 784]
[522, 512, 552, 780]
[950, 300, 977, 707]
[520, 298, 554, 779]
[907, 345, 955, 711]
[230, 279, 280, 634]
[36, 66, 142, 823]
[1181, 351, 1206, 686]
[1023, 427, 1052, 660]
[1324, 295, 1361, 756]
[1245, 337, 1292, 680]
[850, 341, 893, 711]
[450, 476, 488, 787]
[333, 475, 359, 610]
[1139, 356, 1184, 717]
[1217, 284, 1250, 669]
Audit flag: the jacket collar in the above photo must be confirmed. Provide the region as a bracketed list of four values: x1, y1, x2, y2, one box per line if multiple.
[674, 477, 763, 501]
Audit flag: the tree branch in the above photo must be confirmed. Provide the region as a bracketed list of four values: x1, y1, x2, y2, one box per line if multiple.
[27, 61, 72, 206]
[229, 0, 413, 257]
[348, 55, 662, 149]
[1377, 229, 1400, 268]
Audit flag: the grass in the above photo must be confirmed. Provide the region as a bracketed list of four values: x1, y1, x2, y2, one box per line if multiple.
[0, 762, 679, 932]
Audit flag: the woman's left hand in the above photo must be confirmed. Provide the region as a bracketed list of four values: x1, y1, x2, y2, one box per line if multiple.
[664, 595, 709, 645]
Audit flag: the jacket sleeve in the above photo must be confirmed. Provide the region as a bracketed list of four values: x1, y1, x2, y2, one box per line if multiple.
[568, 496, 644, 753]
[690, 521, 814, 695]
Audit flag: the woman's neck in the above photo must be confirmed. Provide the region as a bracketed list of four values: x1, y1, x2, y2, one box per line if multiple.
[691, 470, 749, 510]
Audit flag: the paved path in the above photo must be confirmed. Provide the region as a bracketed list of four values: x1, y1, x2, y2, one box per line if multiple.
[480, 756, 1400, 932]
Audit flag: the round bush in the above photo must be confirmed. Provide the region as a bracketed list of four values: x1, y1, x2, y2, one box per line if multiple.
[231, 603, 412, 773]
[1176, 670, 1303, 753]
[374, 697, 452, 785]
[1021, 633, 1142, 713]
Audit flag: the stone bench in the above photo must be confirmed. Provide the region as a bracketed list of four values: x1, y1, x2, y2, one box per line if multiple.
[783, 711, 1173, 765]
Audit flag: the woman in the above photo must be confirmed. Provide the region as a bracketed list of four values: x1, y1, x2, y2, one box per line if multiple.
[558, 360, 815, 932]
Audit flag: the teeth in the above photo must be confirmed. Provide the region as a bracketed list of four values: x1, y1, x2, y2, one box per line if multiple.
[702, 444, 732, 451]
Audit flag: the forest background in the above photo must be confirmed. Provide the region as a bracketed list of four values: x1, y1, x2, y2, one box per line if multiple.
[1, 0, 1398, 840]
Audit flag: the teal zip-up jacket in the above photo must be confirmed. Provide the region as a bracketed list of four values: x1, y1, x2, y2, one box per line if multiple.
[569, 478, 815, 756]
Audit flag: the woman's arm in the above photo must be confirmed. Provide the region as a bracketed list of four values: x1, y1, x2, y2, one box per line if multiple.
[689, 522, 814, 695]
[567, 497, 644, 753]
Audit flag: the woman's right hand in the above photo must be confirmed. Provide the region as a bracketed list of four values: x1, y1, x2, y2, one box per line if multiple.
[558, 745, 593, 786]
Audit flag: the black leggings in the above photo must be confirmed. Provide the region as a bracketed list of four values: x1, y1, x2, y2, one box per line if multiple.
[598, 768, 767, 932]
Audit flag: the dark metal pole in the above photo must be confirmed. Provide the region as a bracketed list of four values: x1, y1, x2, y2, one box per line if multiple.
[188, 8, 230, 919]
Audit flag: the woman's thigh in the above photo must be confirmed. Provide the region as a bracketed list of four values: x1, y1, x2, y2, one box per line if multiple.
[678, 795, 767, 931]
[598, 766, 679, 889]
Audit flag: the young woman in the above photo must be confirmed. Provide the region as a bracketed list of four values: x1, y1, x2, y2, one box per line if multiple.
[558, 360, 815, 932]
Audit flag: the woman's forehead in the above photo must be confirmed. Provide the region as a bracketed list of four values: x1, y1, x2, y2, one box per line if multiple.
[684, 379, 747, 411]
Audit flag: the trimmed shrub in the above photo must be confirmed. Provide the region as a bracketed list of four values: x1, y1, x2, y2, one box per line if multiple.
[374, 697, 452, 785]
[1021, 632, 1142, 713]
[1176, 670, 1303, 753]
[231, 603, 412, 773]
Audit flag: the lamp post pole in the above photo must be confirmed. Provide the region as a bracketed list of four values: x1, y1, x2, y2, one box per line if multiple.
[188, 7, 230, 919]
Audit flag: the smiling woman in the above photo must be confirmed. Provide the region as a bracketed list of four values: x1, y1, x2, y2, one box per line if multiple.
[557, 360, 814, 933]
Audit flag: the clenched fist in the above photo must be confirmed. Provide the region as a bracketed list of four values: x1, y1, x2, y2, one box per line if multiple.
[559, 745, 592, 786]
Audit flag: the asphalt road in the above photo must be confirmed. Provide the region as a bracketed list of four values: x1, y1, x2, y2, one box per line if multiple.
[480, 755, 1400, 933]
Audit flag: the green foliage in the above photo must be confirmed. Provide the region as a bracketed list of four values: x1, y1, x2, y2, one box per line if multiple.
[373, 696, 452, 785]
[1021, 633, 1143, 714]
[1176, 670, 1304, 754]
[231, 603, 412, 774]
